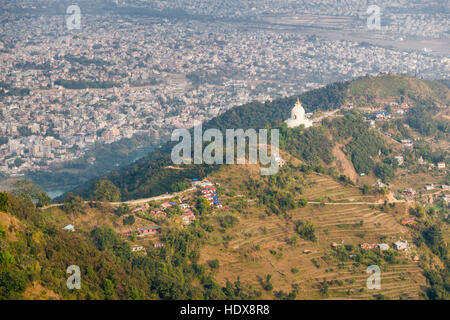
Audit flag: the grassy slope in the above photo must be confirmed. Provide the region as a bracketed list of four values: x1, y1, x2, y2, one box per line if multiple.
[348, 74, 450, 107]
[198, 163, 427, 300]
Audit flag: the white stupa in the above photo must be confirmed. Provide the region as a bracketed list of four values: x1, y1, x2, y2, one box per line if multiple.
[285, 98, 312, 128]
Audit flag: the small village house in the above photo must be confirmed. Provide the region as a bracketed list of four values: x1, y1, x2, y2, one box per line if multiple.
[360, 243, 377, 250]
[62, 224, 75, 232]
[401, 218, 416, 226]
[394, 240, 409, 251]
[403, 188, 416, 198]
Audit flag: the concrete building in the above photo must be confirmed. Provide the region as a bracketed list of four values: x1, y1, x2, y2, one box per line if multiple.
[285, 98, 312, 128]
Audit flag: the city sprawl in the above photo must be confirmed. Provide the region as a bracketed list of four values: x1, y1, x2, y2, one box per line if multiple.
[0, 0, 448, 176]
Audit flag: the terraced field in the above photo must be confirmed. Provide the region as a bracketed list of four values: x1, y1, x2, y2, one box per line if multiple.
[200, 169, 426, 300]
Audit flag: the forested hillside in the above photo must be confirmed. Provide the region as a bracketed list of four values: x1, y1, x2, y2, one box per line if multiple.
[66, 74, 449, 202]
[0, 191, 262, 299]
[69, 79, 350, 200]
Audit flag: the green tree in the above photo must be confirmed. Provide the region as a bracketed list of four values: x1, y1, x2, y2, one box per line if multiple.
[170, 182, 189, 192]
[298, 198, 308, 208]
[90, 227, 119, 251]
[0, 192, 11, 212]
[195, 196, 211, 215]
[374, 163, 395, 182]
[103, 278, 116, 300]
[94, 180, 121, 202]
[116, 203, 130, 216]
[0, 270, 27, 298]
[0, 251, 16, 268]
[208, 259, 220, 269]
[12, 180, 51, 207]
[123, 215, 135, 226]
[63, 192, 84, 215]
[296, 220, 317, 242]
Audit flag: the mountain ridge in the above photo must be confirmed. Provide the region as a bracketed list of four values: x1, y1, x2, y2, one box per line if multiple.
[65, 74, 449, 202]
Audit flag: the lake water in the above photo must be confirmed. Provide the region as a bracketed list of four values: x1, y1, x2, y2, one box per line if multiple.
[46, 190, 66, 199]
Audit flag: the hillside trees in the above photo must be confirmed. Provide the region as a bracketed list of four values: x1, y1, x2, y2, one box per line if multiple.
[281, 126, 334, 165]
[374, 162, 396, 182]
[0, 270, 27, 298]
[94, 180, 121, 202]
[295, 220, 317, 242]
[116, 203, 130, 216]
[195, 196, 211, 215]
[422, 225, 448, 259]
[90, 226, 120, 251]
[346, 131, 388, 174]
[0, 192, 11, 212]
[63, 192, 84, 215]
[123, 215, 135, 226]
[11, 180, 51, 208]
[407, 105, 438, 136]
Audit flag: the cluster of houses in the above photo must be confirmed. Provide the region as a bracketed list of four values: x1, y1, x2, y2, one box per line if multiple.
[192, 179, 214, 188]
[371, 103, 410, 122]
[180, 202, 196, 225]
[201, 186, 223, 208]
[374, 110, 391, 121]
[403, 188, 417, 199]
[359, 240, 410, 252]
[360, 243, 390, 251]
[417, 156, 446, 170]
[400, 138, 414, 149]
[132, 202, 165, 218]
[403, 184, 449, 203]
[194, 179, 223, 209]
[132, 199, 195, 224]
[416, 183, 450, 203]
[154, 200, 196, 225]
[389, 102, 410, 115]
[121, 225, 161, 237]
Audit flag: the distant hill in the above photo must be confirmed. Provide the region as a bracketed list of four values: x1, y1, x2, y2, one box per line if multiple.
[65, 74, 449, 202]
[1, 72, 449, 300]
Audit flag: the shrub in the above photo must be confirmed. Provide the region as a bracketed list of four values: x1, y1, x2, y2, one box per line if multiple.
[0, 192, 11, 212]
[298, 198, 308, 208]
[116, 203, 130, 216]
[123, 215, 135, 226]
[63, 192, 84, 214]
[208, 259, 220, 269]
[94, 179, 121, 202]
[295, 220, 316, 242]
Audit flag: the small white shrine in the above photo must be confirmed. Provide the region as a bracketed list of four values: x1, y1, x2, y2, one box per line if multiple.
[285, 98, 312, 128]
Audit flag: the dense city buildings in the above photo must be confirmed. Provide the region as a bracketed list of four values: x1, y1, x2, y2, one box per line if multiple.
[0, 0, 448, 176]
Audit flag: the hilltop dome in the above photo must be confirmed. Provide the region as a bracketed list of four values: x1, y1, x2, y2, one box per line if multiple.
[285, 98, 312, 128]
